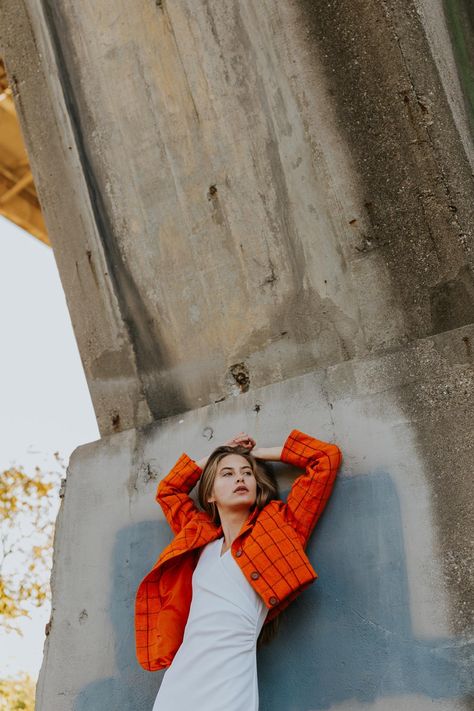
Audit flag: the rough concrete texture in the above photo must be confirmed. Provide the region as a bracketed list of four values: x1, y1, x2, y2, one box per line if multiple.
[35, 328, 473, 710]
[442, 0, 474, 140]
[1, 0, 473, 436]
[0, 0, 472, 708]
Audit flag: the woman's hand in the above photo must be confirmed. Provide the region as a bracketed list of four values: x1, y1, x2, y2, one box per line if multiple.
[224, 434, 282, 461]
[196, 433, 256, 470]
[224, 432, 256, 451]
[195, 434, 282, 469]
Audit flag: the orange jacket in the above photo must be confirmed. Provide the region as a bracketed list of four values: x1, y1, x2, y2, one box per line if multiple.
[135, 428, 342, 671]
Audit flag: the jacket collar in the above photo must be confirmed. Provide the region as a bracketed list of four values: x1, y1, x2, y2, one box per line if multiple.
[214, 505, 259, 539]
[157, 506, 261, 568]
[236, 505, 260, 537]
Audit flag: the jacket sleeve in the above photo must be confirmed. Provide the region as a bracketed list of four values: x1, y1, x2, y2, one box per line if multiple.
[155, 453, 203, 534]
[280, 429, 342, 545]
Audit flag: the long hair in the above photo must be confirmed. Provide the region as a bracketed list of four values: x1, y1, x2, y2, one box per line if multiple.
[197, 444, 281, 647]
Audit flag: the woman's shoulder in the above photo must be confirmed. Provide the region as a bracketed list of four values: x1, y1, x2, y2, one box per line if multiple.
[252, 500, 306, 543]
[257, 498, 285, 518]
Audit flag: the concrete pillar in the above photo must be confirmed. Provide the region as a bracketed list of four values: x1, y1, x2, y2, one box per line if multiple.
[0, 1, 472, 709]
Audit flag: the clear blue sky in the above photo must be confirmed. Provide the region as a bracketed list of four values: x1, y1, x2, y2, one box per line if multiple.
[0, 215, 100, 677]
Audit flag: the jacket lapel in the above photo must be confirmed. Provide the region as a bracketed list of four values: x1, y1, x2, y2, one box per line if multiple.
[237, 506, 259, 537]
[155, 516, 221, 568]
[153, 506, 259, 571]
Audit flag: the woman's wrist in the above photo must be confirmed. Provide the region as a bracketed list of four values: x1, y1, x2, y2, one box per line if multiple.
[251, 446, 283, 462]
[194, 436, 283, 468]
[195, 456, 208, 470]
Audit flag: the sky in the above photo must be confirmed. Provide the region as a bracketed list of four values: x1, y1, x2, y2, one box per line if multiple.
[0, 215, 100, 678]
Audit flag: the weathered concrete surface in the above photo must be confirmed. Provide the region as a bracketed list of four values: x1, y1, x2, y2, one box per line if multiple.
[35, 326, 474, 710]
[1, 0, 473, 708]
[442, 0, 474, 139]
[1, 0, 473, 436]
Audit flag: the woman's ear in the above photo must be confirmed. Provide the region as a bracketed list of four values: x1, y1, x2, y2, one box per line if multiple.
[207, 486, 215, 504]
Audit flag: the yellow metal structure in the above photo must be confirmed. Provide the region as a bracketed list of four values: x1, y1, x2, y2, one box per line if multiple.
[0, 58, 49, 246]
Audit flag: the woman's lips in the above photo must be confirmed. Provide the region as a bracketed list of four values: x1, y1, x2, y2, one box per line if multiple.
[234, 486, 249, 493]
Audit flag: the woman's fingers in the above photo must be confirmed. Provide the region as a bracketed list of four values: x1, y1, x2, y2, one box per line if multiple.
[237, 435, 256, 450]
[236, 434, 253, 445]
[225, 433, 256, 449]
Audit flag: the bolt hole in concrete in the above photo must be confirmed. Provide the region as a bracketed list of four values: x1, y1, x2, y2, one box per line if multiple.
[229, 362, 250, 393]
[462, 335, 471, 357]
[111, 411, 120, 431]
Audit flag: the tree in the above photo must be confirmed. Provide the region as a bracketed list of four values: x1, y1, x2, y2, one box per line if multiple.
[0, 458, 62, 709]
[0, 457, 62, 633]
[0, 672, 35, 711]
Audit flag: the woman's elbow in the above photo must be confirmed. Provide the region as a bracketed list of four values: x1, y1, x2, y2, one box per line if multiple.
[329, 442, 343, 473]
[155, 478, 167, 503]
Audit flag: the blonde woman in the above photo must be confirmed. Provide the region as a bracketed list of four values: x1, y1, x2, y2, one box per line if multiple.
[135, 428, 342, 710]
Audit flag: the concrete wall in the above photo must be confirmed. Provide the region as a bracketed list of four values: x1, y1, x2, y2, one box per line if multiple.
[35, 330, 473, 710]
[0, 0, 472, 709]
[442, 0, 474, 138]
[1, 0, 473, 436]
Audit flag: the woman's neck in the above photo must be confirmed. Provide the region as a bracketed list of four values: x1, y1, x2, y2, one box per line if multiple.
[219, 508, 251, 550]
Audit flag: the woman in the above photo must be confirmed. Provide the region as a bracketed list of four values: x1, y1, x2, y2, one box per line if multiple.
[135, 428, 342, 711]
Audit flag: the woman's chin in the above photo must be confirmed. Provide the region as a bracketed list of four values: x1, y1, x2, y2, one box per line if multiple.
[227, 499, 255, 512]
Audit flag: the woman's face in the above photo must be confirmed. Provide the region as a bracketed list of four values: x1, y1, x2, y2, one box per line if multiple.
[208, 453, 257, 514]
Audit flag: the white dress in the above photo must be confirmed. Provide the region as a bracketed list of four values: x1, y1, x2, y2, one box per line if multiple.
[152, 537, 268, 711]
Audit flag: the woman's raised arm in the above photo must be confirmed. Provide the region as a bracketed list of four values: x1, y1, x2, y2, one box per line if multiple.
[156, 454, 204, 534]
[250, 445, 283, 461]
[253, 429, 342, 545]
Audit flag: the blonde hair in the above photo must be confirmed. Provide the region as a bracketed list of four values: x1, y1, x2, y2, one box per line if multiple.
[198, 445, 278, 525]
[197, 444, 281, 647]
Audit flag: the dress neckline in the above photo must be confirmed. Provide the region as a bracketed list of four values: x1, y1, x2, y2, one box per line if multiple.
[218, 536, 230, 558]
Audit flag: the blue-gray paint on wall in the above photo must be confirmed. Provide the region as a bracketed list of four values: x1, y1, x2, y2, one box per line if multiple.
[258, 474, 473, 710]
[75, 473, 473, 711]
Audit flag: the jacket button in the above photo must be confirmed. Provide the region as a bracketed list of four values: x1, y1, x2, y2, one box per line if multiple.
[269, 596, 279, 606]
[235, 548, 243, 557]
[250, 571, 260, 580]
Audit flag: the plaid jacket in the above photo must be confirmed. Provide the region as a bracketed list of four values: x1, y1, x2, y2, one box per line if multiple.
[135, 428, 342, 671]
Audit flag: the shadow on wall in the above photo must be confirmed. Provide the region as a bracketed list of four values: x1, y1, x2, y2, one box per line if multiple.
[75, 474, 473, 711]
